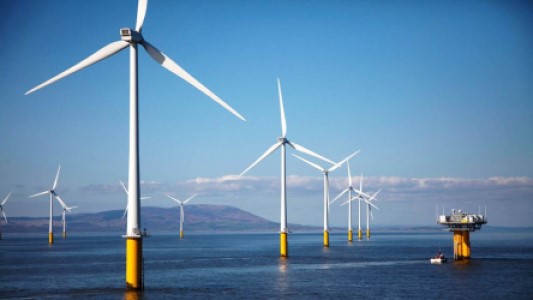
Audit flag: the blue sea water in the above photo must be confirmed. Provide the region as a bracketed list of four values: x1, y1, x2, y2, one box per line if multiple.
[1, 228, 532, 299]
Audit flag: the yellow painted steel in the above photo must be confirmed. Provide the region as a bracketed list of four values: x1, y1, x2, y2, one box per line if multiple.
[180, 230, 184, 239]
[461, 231, 471, 259]
[280, 232, 288, 257]
[348, 229, 353, 242]
[366, 228, 370, 238]
[358, 229, 362, 240]
[453, 231, 471, 260]
[48, 232, 54, 244]
[323, 230, 329, 247]
[63, 232, 66, 239]
[126, 237, 143, 290]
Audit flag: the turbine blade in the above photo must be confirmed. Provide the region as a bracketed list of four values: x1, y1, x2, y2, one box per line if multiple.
[141, 40, 245, 121]
[363, 198, 379, 210]
[288, 141, 335, 164]
[1, 192, 11, 206]
[292, 154, 325, 172]
[367, 188, 382, 203]
[1, 209, 7, 223]
[330, 187, 349, 205]
[140, 196, 151, 200]
[135, 0, 148, 32]
[167, 195, 182, 205]
[119, 180, 129, 194]
[122, 205, 128, 219]
[29, 191, 49, 198]
[277, 78, 287, 138]
[183, 194, 197, 204]
[329, 150, 360, 173]
[55, 195, 67, 210]
[52, 165, 61, 190]
[25, 41, 129, 95]
[370, 208, 374, 220]
[352, 188, 373, 201]
[239, 141, 282, 176]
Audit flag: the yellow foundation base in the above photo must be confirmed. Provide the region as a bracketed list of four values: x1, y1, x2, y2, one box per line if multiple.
[323, 230, 329, 247]
[358, 229, 362, 240]
[280, 232, 288, 257]
[49, 232, 54, 244]
[366, 229, 370, 238]
[348, 229, 353, 242]
[453, 231, 471, 260]
[126, 237, 143, 290]
[180, 230, 184, 239]
[63, 231, 66, 239]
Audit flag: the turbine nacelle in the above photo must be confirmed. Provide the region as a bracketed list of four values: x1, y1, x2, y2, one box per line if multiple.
[278, 137, 287, 143]
[120, 28, 143, 43]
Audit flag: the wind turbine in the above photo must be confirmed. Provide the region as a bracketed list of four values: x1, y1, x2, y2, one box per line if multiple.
[365, 189, 381, 239]
[25, 0, 245, 290]
[293, 151, 359, 247]
[334, 174, 380, 240]
[119, 181, 151, 220]
[29, 165, 62, 245]
[55, 196, 78, 239]
[239, 78, 334, 257]
[329, 160, 358, 242]
[0, 192, 12, 240]
[166, 194, 197, 239]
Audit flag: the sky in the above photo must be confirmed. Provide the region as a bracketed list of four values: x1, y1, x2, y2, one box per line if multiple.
[1, 0, 532, 228]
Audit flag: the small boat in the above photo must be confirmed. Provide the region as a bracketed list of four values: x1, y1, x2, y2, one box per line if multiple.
[430, 257, 447, 264]
[430, 250, 447, 264]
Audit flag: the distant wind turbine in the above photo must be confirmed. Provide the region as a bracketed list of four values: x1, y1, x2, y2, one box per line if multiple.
[55, 196, 78, 239]
[119, 181, 151, 220]
[0, 192, 12, 240]
[334, 174, 380, 240]
[166, 194, 197, 239]
[365, 188, 381, 238]
[330, 164, 371, 241]
[25, 0, 245, 289]
[293, 151, 359, 247]
[239, 78, 334, 257]
[29, 165, 62, 244]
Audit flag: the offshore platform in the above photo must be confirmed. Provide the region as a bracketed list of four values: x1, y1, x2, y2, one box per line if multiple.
[437, 209, 487, 260]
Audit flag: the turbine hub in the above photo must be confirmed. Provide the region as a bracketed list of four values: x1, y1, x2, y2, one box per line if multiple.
[120, 28, 143, 43]
[278, 137, 287, 143]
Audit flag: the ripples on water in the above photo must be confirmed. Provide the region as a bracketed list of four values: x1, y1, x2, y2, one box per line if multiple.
[1, 229, 532, 299]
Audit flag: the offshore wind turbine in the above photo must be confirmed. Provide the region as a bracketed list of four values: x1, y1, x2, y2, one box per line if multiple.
[25, 0, 245, 289]
[293, 151, 359, 247]
[335, 174, 380, 240]
[29, 165, 62, 245]
[329, 160, 358, 242]
[365, 189, 381, 239]
[0, 192, 12, 240]
[55, 196, 78, 239]
[239, 78, 334, 257]
[166, 194, 197, 239]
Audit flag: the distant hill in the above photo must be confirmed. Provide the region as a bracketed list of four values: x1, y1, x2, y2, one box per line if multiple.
[1, 205, 317, 233]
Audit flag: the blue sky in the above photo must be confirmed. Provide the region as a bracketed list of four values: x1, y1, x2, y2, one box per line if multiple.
[1, 0, 532, 227]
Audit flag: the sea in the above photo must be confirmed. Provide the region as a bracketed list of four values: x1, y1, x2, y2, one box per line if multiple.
[1, 228, 532, 299]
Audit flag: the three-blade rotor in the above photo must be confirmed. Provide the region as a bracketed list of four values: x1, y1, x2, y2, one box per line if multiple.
[0, 192, 12, 223]
[25, 0, 245, 122]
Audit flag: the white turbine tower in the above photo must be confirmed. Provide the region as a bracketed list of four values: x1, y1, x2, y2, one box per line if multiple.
[239, 78, 334, 257]
[166, 194, 197, 239]
[0, 192, 12, 240]
[25, 0, 245, 289]
[293, 151, 359, 247]
[29, 165, 62, 245]
[329, 160, 358, 242]
[55, 196, 78, 239]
